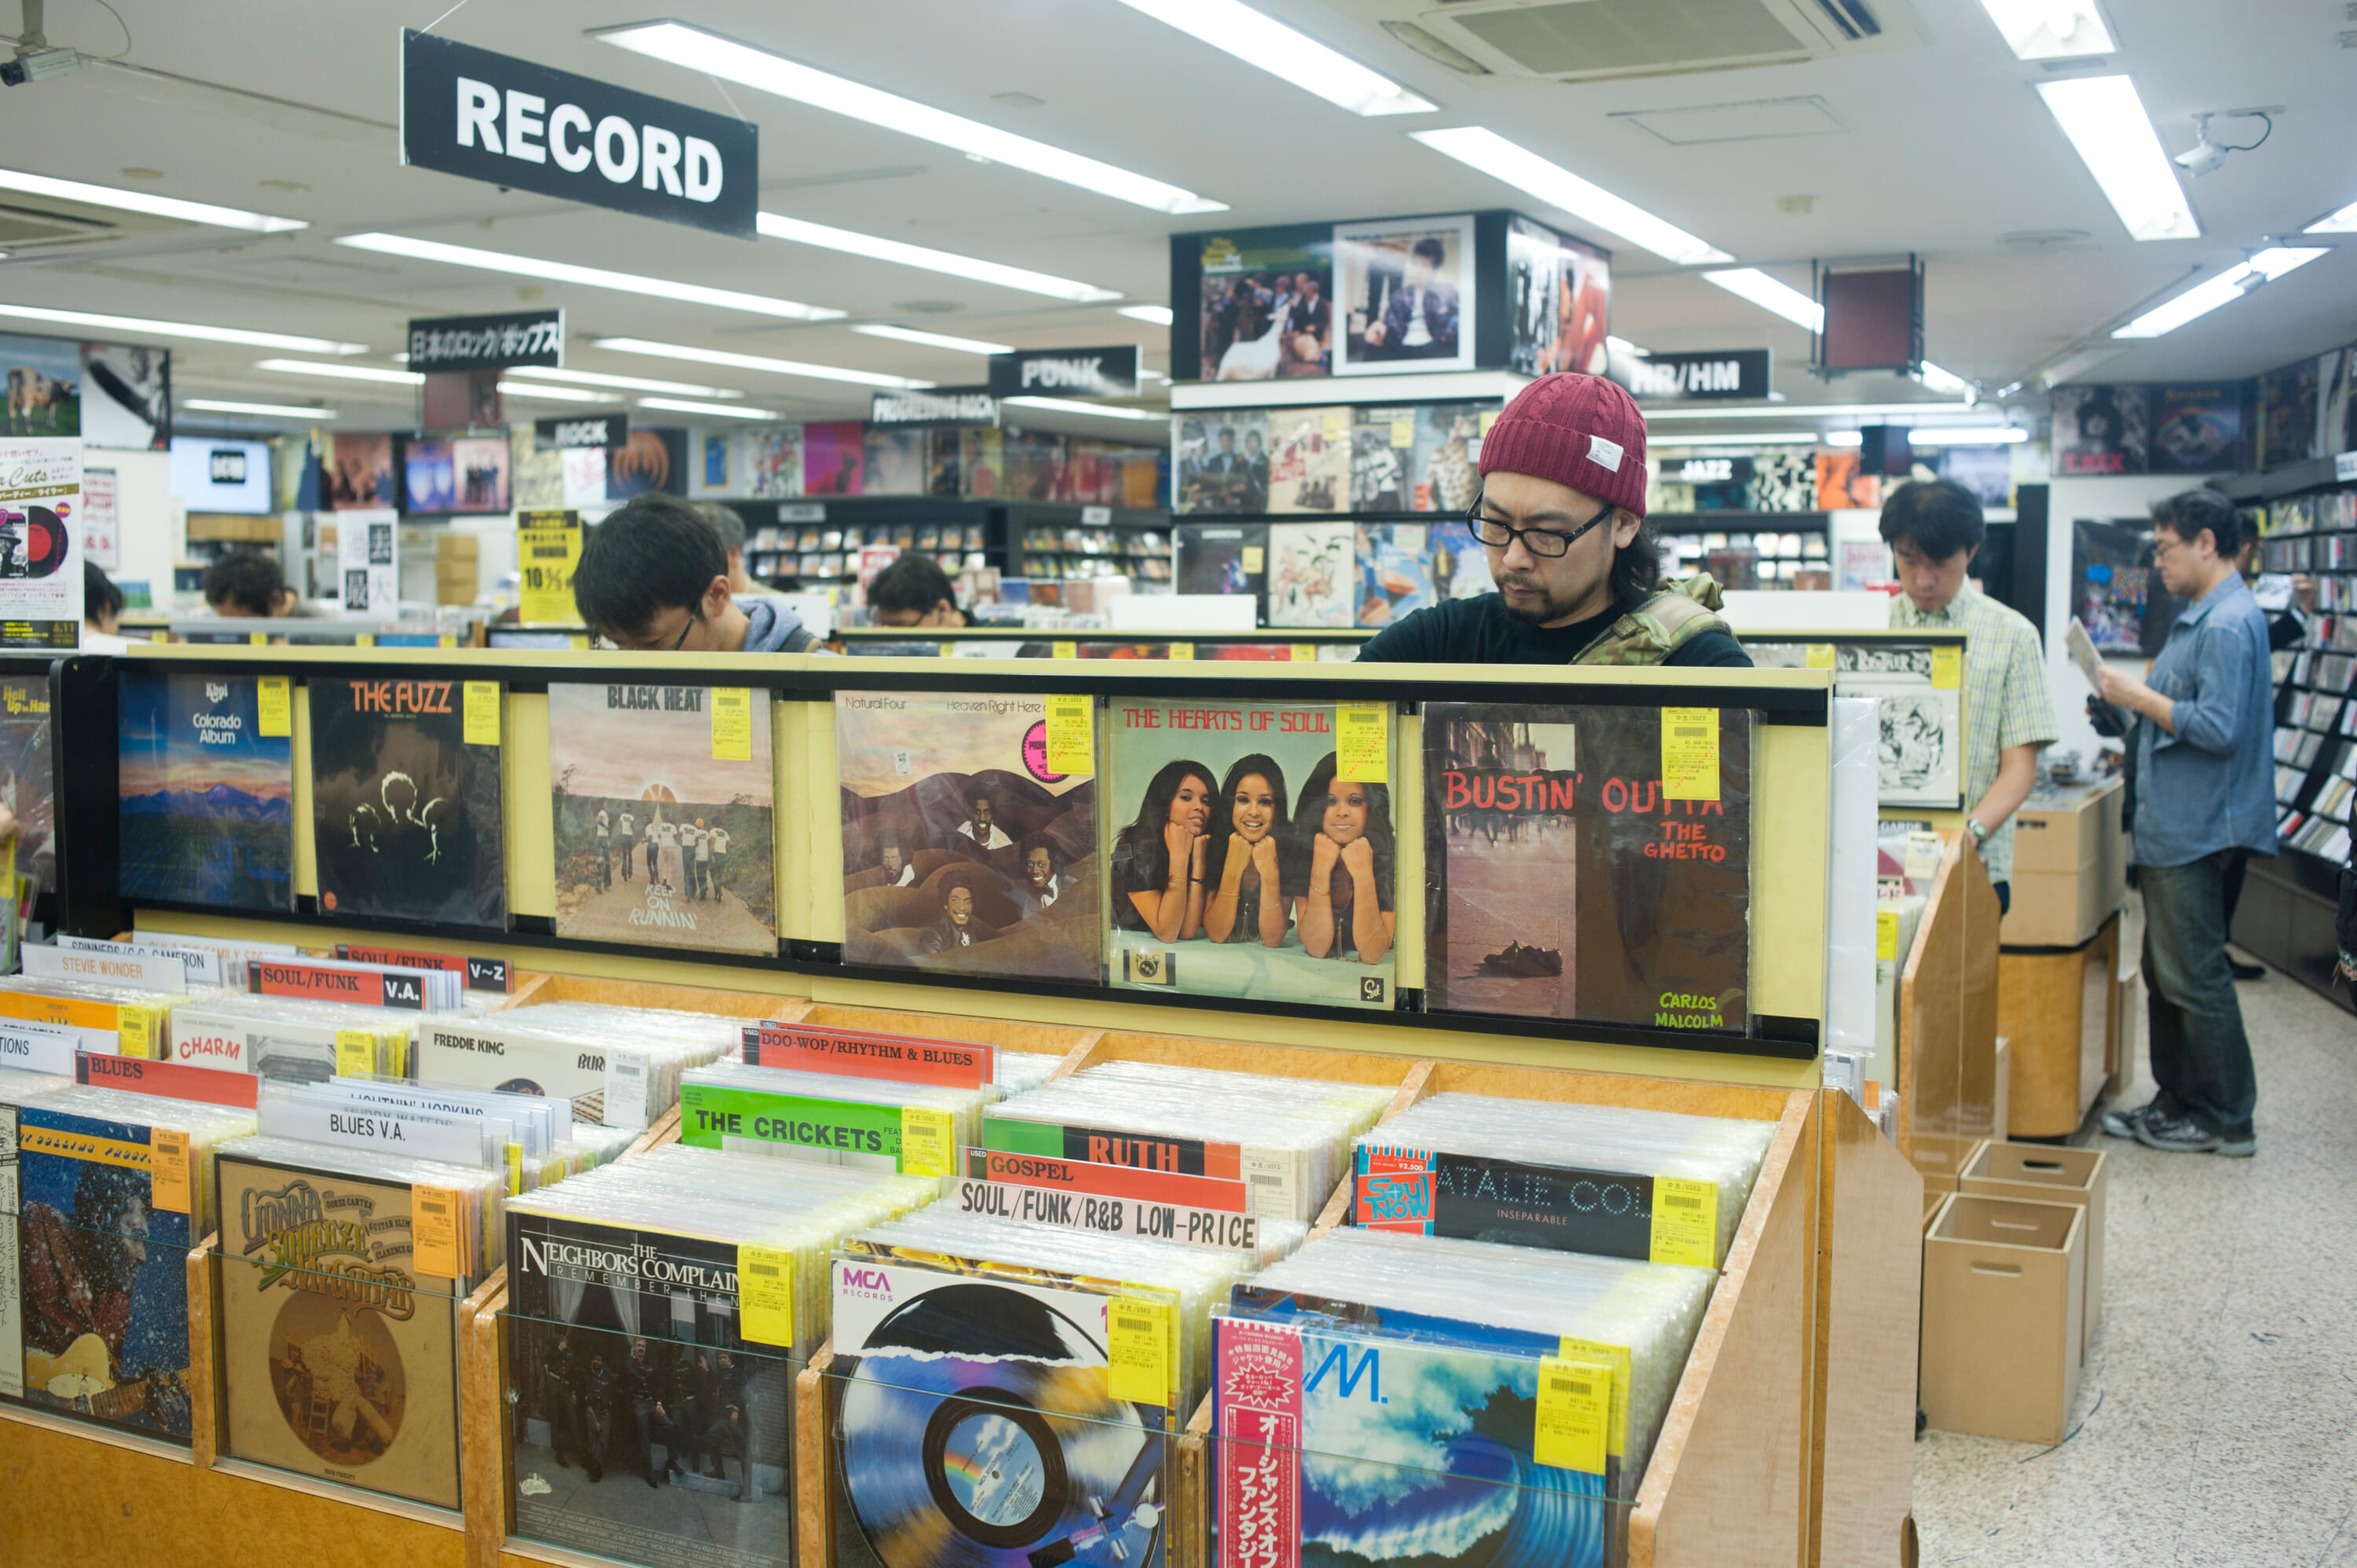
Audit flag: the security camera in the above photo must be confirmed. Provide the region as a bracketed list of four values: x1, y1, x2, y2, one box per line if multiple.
[0, 45, 80, 86]
[2173, 111, 2271, 178]
[2172, 136, 2230, 178]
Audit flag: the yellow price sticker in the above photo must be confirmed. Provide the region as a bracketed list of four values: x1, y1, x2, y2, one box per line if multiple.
[247, 630, 266, 646]
[1322, 409, 1348, 438]
[1107, 1295, 1175, 1406]
[1649, 1176, 1720, 1268]
[505, 1141, 523, 1198]
[1390, 419, 1414, 449]
[741, 1244, 795, 1346]
[1534, 1355, 1613, 1474]
[568, 634, 590, 650]
[413, 1185, 464, 1279]
[118, 1003, 165, 1060]
[150, 629, 168, 643]
[334, 1028, 377, 1077]
[1336, 702, 1389, 784]
[1168, 643, 1195, 661]
[1876, 909, 1901, 962]
[148, 1127, 192, 1216]
[438, 633, 456, 648]
[1805, 643, 1836, 669]
[1660, 708, 1720, 802]
[1479, 408, 1500, 436]
[711, 687, 753, 761]
[1045, 694, 1094, 776]
[1241, 545, 1264, 573]
[1052, 640, 1078, 660]
[354, 633, 376, 647]
[1558, 1337, 1631, 1457]
[1930, 645, 1963, 689]
[1289, 643, 1315, 662]
[899, 1106, 955, 1177]
[463, 682, 500, 746]
[257, 676, 291, 738]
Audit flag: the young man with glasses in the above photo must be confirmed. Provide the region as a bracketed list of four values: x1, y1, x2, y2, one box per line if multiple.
[1356, 374, 1750, 668]
[573, 493, 818, 653]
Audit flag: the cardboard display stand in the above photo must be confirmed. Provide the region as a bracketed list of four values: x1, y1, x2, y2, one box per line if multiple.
[1994, 913, 2124, 1138]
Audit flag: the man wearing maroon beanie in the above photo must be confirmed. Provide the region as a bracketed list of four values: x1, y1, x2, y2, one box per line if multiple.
[1358, 374, 1750, 668]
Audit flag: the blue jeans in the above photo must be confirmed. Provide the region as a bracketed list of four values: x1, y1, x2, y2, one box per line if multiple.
[2140, 851, 2257, 1139]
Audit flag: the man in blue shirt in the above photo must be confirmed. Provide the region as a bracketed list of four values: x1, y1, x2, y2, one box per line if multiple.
[2095, 490, 2275, 1156]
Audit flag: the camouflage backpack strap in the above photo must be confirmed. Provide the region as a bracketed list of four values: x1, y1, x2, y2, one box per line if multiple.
[1571, 574, 1733, 667]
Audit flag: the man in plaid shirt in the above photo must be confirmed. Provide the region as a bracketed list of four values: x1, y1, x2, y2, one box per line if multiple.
[1882, 478, 2058, 911]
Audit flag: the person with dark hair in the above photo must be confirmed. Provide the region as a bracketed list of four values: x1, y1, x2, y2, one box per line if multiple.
[2095, 488, 2274, 1157]
[1880, 477, 2056, 914]
[919, 868, 999, 954]
[693, 1348, 753, 1501]
[625, 1336, 685, 1486]
[540, 1328, 583, 1470]
[1013, 841, 1069, 918]
[694, 501, 757, 595]
[1111, 759, 1216, 940]
[957, 786, 1011, 853]
[578, 1346, 618, 1482]
[875, 833, 915, 888]
[203, 549, 297, 618]
[1357, 376, 1750, 669]
[868, 554, 967, 628]
[574, 493, 814, 652]
[1290, 753, 1395, 964]
[1363, 236, 1460, 361]
[1205, 754, 1291, 947]
[83, 559, 130, 650]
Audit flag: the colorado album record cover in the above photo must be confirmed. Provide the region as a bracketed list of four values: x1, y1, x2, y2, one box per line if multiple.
[217, 1155, 463, 1508]
[118, 669, 295, 911]
[835, 691, 1100, 984]
[308, 676, 507, 929]
[12, 1105, 195, 1438]
[507, 1211, 794, 1568]
[548, 683, 776, 957]
[1423, 704, 1752, 1035]
[830, 1252, 1174, 1568]
[1106, 697, 1395, 1009]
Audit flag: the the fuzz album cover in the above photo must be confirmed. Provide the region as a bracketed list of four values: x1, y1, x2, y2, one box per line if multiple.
[308, 676, 507, 929]
[836, 691, 1100, 984]
[118, 669, 295, 911]
[548, 683, 776, 958]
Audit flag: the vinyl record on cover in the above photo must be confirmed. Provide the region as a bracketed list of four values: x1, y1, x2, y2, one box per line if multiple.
[3, 505, 69, 577]
[836, 1281, 1164, 1568]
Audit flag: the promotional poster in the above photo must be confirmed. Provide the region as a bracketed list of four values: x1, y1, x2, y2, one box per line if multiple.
[328, 432, 395, 509]
[79, 342, 171, 450]
[835, 691, 1101, 984]
[805, 422, 867, 496]
[0, 435, 81, 647]
[1106, 696, 1396, 1009]
[0, 332, 82, 435]
[12, 1104, 196, 1439]
[2051, 385, 2150, 476]
[2071, 518, 2172, 654]
[308, 676, 508, 929]
[118, 669, 296, 910]
[1337, 215, 1477, 376]
[863, 427, 926, 496]
[217, 1156, 463, 1508]
[509, 426, 565, 509]
[1266, 407, 1349, 513]
[1505, 216, 1611, 378]
[830, 1251, 1174, 1568]
[748, 424, 805, 498]
[1423, 704, 1753, 1035]
[1198, 227, 1336, 382]
[0, 678, 55, 896]
[607, 428, 687, 500]
[1265, 522, 1356, 627]
[336, 508, 398, 614]
[506, 1210, 793, 1568]
[2149, 384, 2245, 474]
[548, 682, 777, 958]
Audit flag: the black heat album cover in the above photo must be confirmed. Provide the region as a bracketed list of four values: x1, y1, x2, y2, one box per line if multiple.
[308, 676, 507, 929]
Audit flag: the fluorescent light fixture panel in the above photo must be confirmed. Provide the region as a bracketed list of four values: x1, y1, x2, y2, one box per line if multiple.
[1107, 0, 1434, 116]
[1409, 126, 1731, 266]
[2036, 75, 2200, 242]
[335, 232, 844, 320]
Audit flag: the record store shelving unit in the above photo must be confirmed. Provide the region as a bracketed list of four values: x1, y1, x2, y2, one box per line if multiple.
[1, 641, 1923, 1568]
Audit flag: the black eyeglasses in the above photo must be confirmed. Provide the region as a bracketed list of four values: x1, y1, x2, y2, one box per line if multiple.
[1465, 493, 1615, 559]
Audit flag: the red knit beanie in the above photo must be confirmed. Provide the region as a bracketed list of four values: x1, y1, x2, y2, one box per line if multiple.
[1477, 372, 1649, 519]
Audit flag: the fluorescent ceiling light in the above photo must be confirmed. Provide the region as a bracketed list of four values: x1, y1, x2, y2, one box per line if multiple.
[1117, 304, 1175, 328]
[2304, 199, 2357, 234]
[1657, 431, 1821, 446]
[0, 302, 365, 354]
[1645, 401, 1977, 420]
[1408, 127, 1732, 266]
[850, 324, 1016, 356]
[2035, 76, 2200, 241]
[254, 358, 423, 385]
[1702, 269, 1824, 331]
[1607, 335, 1650, 356]
[506, 365, 742, 397]
[335, 232, 844, 321]
[181, 398, 336, 419]
[1003, 395, 1162, 421]
[639, 397, 780, 420]
[757, 212, 1119, 302]
[2111, 247, 2327, 338]
[1918, 361, 1974, 399]
[1823, 430, 1864, 448]
[496, 381, 603, 402]
[0, 167, 306, 233]
[592, 21, 1226, 214]
[594, 335, 932, 390]
[1907, 427, 2029, 445]
[1973, 0, 2115, 60]
[1106, 0, 1434, 115]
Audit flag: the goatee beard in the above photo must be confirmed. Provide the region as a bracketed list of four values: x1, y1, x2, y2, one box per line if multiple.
[1498, 586, 1567, 625]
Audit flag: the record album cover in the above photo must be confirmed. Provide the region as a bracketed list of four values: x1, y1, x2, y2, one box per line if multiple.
[12, 1105, 196, 1438]
[749, 425, 805, 498]
[328, 432, 394, 509]
[549, 683, 776, 957]
[308, 677, 507, 929]
[1409, 403, 1486, 515]
[805, 422, 867, 496]
[1176, 411, 1269, 515]
[1423, 704, 1752, 1035]
[1198, 227, 1335, 383]
[1265, 522, 1356, 627]
[217, 1156, 463, 1508]
[830, 1252, 1174, 1568]
[1176, 523, 1268, 606]
[836, 691, 1100, 984]
[1336, 215, 1476, 377]
[507, 1211, 794, 1568]
[2149, 384, 2243, 474]
[1347, 406, 1417, 513]
[609, 428, 688, 500]
[1354, 522, 1435, 628]
[1266, 408, 1349, 514]
[1745, 643, 1963, 809]
[2259, 361, 2319, 469]
[118, 669, 295, 910]
[0, 678, 54, 897]
[2051, 385, 2150, 475]
[1106, 696, 1395, 1009]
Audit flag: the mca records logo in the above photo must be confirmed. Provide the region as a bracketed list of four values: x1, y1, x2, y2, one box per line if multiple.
[1360, 977, 1387, 1004]
[1124, 948, 1177, 987]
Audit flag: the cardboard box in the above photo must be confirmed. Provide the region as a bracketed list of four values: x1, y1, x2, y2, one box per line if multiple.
[1922, 1191, 2085, 1444]
[2000, 780, 2126, 946]
[1959, 1140, 2106, 1357]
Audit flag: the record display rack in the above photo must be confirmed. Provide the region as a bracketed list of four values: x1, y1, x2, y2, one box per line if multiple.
[1006, 500, 1171, 584]
[0, 962, 1921, 1568]
[831, 626, 1374, 659]
[53, 643, 1840, 1069]
[717, 496, 1175, 592]
[1739, 628, 1974, 815]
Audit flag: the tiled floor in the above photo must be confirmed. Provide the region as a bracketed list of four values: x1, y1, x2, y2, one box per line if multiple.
[1913, 952, 2357, 1566]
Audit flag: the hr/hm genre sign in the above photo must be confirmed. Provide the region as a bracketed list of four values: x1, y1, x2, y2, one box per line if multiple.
[400, 29, 757, 238]
[1607, 347, 1771, 402]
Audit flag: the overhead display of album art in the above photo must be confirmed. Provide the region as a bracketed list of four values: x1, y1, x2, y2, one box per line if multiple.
[1423, 704, 1754, 1035]
[1747, 641, 1966, 810]
[1105, 697, 1396, 1009]
[1336, 214, 1477, 376]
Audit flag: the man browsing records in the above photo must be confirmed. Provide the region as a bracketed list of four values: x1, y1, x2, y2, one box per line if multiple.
[1357, 374, 1751, 669]
[574, 493, 818, 653]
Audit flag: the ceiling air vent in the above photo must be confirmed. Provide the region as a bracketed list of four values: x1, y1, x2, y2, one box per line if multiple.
[0, 190, 186, 255]
[1345, 0, 1926, 82]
